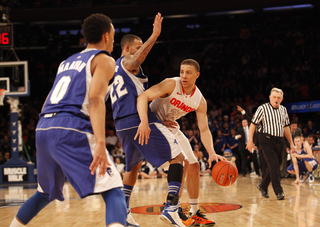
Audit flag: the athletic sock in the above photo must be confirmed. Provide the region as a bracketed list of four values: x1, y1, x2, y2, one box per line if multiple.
[189, 198, 199, 215]
[122, 184, 133, 212]
[10, 217, 25, 227]
[102, 188, 126, 226]
[167, 163, 183, 206]
[15, 191, 50, 225]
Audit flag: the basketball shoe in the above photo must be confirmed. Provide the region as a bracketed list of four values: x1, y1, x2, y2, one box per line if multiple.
[160, 203, 185, 227]
[126, 210, 140, 227]
[188, 210, 215, 226]
[300, 173, 309, 183]
[309, 173, 315, 183]
[178, 207, 195, 226]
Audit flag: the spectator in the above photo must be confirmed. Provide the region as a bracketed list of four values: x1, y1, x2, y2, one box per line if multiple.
[0, 152, 5, 164]
[302, 126, 310, 138]
[115, 157, 125, 178]
[106, 130, 118, 151]
[214, 129, 226, 155]
[307, 135, 317, 148]
[223, 149, 236, 166]
[227, 128, 240, 171]
[229, 115, 236, 129]
[138, 160, 158, 179]
[3, 151, 10, 163]
[221, 122, 230, 137]
[290, 120, 302, 139]
[307, 120, 317, 135]
[187, 130, 199, 150]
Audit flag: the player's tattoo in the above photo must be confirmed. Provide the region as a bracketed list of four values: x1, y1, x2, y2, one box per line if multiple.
[124, 38, 156, 69]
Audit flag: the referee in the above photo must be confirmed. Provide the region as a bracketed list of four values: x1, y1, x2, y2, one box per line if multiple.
[247, 88, 296, 200]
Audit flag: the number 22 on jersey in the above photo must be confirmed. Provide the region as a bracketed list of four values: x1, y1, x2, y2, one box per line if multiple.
[110, 75, 128, 104]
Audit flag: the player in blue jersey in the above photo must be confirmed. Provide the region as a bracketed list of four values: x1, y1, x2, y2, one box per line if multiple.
[10, 14, 126, 227]
[109, 13, 186, 227]
[287, 136, 318, 185]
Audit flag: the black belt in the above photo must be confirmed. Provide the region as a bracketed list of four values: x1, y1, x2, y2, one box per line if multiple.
[262, 133, 283, 139]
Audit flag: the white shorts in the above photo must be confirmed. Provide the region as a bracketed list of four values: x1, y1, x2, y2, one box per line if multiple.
[169, 126, 198, 165]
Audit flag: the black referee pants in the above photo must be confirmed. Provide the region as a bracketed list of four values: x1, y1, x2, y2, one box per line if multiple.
[259, 134, 284, 195]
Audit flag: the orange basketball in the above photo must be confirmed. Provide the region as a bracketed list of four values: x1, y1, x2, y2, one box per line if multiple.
[212, 161, 238, 186]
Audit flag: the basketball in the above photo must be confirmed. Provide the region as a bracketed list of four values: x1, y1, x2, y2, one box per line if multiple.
[212, 161, 238, 186]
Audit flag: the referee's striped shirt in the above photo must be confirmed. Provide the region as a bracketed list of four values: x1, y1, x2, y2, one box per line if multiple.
[252, 102, 290, 137]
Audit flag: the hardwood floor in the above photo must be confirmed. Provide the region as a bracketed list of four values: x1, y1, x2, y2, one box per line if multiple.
[1, 175, 320, 226]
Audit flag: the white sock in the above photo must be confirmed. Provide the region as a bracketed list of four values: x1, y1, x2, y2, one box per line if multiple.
[108, 224, 124, 227]
[178, 198, 182, 207]
[10, 217, 25, 227]
[189, 198, 199, 215]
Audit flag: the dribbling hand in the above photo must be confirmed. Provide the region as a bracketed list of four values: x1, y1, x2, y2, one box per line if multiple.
[208, 153, 227, 168]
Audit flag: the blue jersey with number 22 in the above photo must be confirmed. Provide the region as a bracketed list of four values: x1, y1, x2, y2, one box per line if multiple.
[109, 56, 148, 122]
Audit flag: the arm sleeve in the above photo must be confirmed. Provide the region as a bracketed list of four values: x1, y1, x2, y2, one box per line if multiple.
[284, 107, 290, 127]
[251, 106, 263, 125]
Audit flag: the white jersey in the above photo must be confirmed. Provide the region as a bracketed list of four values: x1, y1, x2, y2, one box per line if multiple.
[150, 77, 203, 165]
[150, 77, 203, 122]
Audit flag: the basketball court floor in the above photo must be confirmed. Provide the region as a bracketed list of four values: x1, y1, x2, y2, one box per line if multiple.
[1, 175, 320, 227]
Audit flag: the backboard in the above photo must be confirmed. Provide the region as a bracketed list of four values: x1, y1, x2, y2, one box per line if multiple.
[0, 61, 30, 97]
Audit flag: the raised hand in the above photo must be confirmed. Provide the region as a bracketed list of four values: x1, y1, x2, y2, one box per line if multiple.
[152, 12, 163, 38]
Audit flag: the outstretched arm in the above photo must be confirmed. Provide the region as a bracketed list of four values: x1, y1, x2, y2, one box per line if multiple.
[196, 97, 227, 167]
[123, 12, 163, 70]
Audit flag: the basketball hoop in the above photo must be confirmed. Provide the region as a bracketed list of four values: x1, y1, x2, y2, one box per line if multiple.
[0, 89, 6, 106]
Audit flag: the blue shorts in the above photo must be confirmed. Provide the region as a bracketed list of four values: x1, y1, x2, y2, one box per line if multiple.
[287, 158, 318, 174]
[115, 114, 182, 172]
[36, 113, 123, 201]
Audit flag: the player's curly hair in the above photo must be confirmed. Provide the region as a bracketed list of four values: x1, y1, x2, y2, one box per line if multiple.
[82, 13, 112, 44]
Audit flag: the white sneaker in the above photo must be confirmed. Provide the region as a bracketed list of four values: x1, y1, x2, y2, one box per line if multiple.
[159, 203, 185, 227]
[126, 210, 140, 227]
[309, 173, 315, 183]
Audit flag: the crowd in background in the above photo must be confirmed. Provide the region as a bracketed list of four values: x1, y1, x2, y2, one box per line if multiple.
[1, 6, 320, 177]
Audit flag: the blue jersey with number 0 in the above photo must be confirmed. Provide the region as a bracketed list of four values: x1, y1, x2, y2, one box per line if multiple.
[41, 49, 110, 119]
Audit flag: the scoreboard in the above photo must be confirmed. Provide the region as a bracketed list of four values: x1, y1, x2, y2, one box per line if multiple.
[0, 23, 13, 47]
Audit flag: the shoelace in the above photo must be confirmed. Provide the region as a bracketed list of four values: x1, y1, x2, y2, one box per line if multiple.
[178, 208, 189, 221]
[195, 211, 208, 220]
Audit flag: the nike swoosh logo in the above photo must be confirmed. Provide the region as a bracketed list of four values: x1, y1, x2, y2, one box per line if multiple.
[177, 92, 182, 95]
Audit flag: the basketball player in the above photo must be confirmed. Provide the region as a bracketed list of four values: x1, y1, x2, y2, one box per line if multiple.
[109, 13, 185, 227]
[9, 14, 126, 227]
[135, 59, 226, 226]
[287, 136, 318, 185]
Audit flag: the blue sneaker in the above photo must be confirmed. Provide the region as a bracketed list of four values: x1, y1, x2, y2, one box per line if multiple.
[126, 210, 140, 227]
[160, 203, 185, 227]
[309, 173, 315, 183]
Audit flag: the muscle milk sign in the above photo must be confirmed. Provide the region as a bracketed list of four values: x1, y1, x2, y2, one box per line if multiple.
[2, 167, 28, 182]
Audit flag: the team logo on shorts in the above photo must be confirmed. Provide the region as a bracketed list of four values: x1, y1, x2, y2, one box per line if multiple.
[106, 167, 114, 177]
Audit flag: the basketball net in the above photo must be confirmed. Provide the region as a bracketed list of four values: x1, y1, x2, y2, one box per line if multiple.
[0, 89, 5, 106]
